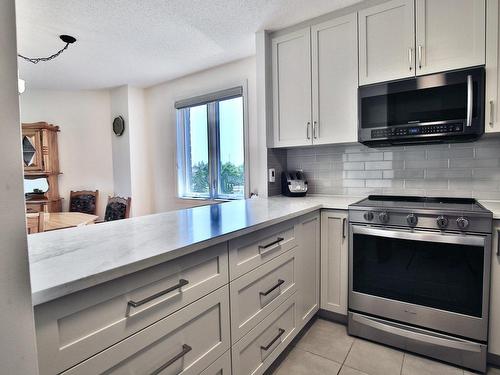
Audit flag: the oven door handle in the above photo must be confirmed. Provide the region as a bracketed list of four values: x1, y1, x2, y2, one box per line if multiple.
[351, 225, 486, 247]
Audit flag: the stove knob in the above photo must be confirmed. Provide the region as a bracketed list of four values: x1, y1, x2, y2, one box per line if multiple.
[363, 212, 374, 221]
[379, 211, 389, 224]
[436, 215, 449, 229]
[457, 217, 470, 231]
[407, 214, 418, 227]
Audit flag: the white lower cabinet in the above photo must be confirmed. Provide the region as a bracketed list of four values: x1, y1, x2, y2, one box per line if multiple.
[489, 221, 500, 357]
[61, 286, 230, 375]
[231, 294, 297, 375]
[296, 212, 321, 329]
[200, 351, 231, 375]
[230, 248, 297, 342]
[35, 212, 323, 375]
[320, 210, 349, 315]
[35, 243, 228, 375]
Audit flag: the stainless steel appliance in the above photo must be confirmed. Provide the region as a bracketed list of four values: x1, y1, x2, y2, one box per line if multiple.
[358, 67, 485, 146]
[281, 171, 308, 197]
[348, 196, 492, 372]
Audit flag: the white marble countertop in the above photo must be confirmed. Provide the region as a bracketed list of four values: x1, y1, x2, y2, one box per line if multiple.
[29, 196, 360, 306]
[479, 200, 500, 220]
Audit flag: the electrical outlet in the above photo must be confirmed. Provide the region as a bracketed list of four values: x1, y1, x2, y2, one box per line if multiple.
[268, 168, 276, 183]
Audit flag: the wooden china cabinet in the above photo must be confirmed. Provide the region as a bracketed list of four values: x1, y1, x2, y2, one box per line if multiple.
[22, 122, 62, 212]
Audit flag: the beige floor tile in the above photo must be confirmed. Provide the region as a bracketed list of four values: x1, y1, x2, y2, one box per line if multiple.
[295, 319, 354, 363]
[274, 347, 342, 375]
[339, 365, 370, 375]
[464, 366, 500, 375]
[402, 353, 463, 375]
[344, 339, 404, 375]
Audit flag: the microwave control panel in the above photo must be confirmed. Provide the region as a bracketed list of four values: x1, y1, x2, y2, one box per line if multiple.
[371, 123, 463, 139]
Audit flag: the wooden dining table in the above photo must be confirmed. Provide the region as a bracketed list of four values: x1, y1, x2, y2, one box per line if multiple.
[27, 212, 99, 232]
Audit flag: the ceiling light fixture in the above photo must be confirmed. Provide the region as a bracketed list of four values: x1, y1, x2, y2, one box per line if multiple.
[18, 35, 77, 64]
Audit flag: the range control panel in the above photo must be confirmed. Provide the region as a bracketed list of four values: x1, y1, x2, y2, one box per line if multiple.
[371, 123, 463, 139]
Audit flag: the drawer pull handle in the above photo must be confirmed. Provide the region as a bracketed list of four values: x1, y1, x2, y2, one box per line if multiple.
[128, 279, 189, 308]
[150, 344, 192, 375]
[260, 279, 285, 296]
[259, 237, 284, 252]
[260, 328, 285, 351]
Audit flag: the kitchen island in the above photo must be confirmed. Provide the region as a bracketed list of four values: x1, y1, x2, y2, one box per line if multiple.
[29, 195, 361, 375]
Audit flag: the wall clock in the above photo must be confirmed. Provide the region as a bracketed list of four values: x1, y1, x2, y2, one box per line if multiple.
[112, 116, 125, 136]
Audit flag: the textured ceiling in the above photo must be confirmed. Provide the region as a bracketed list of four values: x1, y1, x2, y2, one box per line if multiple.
[15, 0, 362, 90]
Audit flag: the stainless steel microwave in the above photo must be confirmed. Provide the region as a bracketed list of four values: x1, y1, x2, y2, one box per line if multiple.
[358, 67, 485, 146]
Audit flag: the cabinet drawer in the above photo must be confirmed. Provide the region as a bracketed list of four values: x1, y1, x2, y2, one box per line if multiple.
[229, 219, 297, 280]
[232, 294, 297, 375]
[61, 286, 230, 375]
[35, 243, 228, 375]
[230, 248, 297, 342]
[200, 350, 231, 375]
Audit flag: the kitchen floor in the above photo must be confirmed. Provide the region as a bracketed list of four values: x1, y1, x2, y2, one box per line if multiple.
[271, 318, 499, 375]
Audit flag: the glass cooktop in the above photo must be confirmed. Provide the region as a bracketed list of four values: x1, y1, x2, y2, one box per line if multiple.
[351, 195, 490, 213]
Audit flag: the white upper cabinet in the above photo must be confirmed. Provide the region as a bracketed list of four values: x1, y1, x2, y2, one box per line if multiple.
[358, 0, 415, 85]
[415, 0, 486, 76]
[272, 28, 312, 147]
[311, 14, 358, 144]
[486, 0, 500, 133]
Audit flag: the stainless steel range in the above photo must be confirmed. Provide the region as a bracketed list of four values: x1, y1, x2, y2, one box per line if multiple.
[348, 195, 493, 373]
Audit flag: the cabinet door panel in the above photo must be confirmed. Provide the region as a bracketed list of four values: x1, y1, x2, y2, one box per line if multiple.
[312, 13, 358, 144]
[320, 211, 349, 315]
[296, 212, 320, 329]
[485, 0, 500, 133]
[359, 0, 415, 85]
[272, 28, 312, 147]
[416, 0, 486, 75]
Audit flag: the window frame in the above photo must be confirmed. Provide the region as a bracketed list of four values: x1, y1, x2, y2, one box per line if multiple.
[176, 83, 249, 200]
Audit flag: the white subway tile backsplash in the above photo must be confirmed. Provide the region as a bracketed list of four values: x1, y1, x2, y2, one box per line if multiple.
[267, 136, 500, 199]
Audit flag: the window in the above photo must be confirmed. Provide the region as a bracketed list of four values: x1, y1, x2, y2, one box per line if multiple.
[176, 87, 246, 199]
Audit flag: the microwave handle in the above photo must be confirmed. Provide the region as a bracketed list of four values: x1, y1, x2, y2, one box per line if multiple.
[466, 75, 473, 127]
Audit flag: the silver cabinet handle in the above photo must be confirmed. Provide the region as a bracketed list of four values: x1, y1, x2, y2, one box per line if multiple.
[466, 75, 473, 127]
[128, 279, 189, 308]
[490, 100, 495, 128]
[418, 45, 423, 69]
[342, 218, 347, 239]
[150, 344, 192, 375]
[260, 328, 285, 351]
[408, 48, 413, 71]
[260, 279, 285, 296]
[313, 121, 318, 139]
[306, 122, 311, 139]
[497, 229, 500, 256]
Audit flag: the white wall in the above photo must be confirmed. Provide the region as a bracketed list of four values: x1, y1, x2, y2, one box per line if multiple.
[20, 89, 114, 218]
[0, 0, 39, 372]
[110, 86, 132, 198]
[128, 86, 153, 216]
[145, 56, 266, 213]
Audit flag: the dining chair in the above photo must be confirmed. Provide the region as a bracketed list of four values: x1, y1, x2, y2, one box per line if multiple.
[69, 190, 99, 215]
[104, 196, 131, 221]
[26, 212, 44, 234]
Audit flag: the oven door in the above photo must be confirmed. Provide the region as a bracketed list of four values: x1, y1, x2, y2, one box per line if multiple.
[349, 224, 491, 341]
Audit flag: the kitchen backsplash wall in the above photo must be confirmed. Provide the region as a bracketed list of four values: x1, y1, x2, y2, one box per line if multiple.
[268, 136, 500, 200]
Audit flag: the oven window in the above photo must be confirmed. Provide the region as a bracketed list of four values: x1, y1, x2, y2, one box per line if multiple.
[352, 233, 484, 317]
[360, 82, 478, 129]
